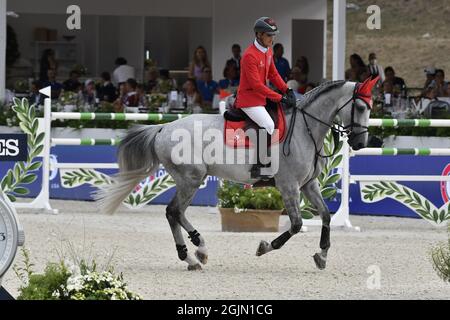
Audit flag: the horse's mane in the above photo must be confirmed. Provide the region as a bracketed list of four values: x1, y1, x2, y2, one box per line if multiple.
[298, 80, 347, 110]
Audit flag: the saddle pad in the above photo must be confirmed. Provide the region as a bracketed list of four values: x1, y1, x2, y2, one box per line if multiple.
[224, 103, 286, 149]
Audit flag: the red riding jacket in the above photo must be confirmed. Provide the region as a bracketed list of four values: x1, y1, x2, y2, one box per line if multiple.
[236, 43, 288, 108]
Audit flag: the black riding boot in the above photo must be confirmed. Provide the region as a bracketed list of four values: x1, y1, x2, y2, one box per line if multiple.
[250, 130, 272, 180]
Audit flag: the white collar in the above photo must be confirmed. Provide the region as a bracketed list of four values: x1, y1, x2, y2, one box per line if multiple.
[254, 39, 268, 54]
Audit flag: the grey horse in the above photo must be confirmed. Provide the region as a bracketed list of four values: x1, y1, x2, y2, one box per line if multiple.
[94, 78, 377, 271]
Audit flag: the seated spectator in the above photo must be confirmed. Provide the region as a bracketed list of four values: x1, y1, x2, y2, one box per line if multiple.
[423, 67, 436, 90]
[188, 46, 211, 79]
[345, 54, 370, 82]
[367, 53, 385, 83]
[123, 78, 139, 107]
[147, 67, 160, 93]
[114, 78, 139, 112]
[287, 67, 308, 94]
[97, 72, 117, 103]
[28, 81, 44, 106]
[384, 66, 406, 90]
[63, 70, 81, 92]
[382, 80, 394, 95]
[182, 78, 203, 112]
[226, 44, 241, 79]
[112, 57, 136, 87]
[273, 43, 291, 82]
[197, 67, 219, 106]
[153, 69, 177, 94]
[305, 83, 316, 93]
[219, 65, 239, 90]
[294, 56, 309, 76]
[136, 84, 148, 107]
[42, 69, 63, 99]
[82, 79, 97, 106]
[427, 69, 448, 98]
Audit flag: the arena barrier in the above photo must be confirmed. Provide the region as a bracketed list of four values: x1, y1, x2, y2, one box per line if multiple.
[12, 98, 187, 214]
[11, 98, 450, 229]
[323, 119, 450, 231]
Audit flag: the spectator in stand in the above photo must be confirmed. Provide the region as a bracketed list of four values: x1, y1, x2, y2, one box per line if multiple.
[147, 67, 160, 93]
[188, 46, 211, 79]
[273, 43, 290, 82]
[219, 64, 240, 90]
[63, 70, 81, 92]
[345, 53, 369, 82]
[136, 84, 148, 107]
[113, 78, 139, 112]
[82, 79, 97, 106]
[28, 81, 44, 106]
[182, 78, 203, 112]
[305, 83, 316, 93]
[123, 78, 139, 107]
[423, 67, 436, 90]
[153, 69, 177, 94]
[97, 72, 117, 103]
[382, 80, 395, 95]
[287, 67, 308, 95]
[226, 44, 242, 79]
[367, 53, 385, 83]
[39, 49, 58, 82]
[384, 66, 406, 95]
[42, 69, 63, 99]
[426, 69, 448, 98]
[294, 56, 309, 76]
[197, 66, 219, 106]
[112, 57, 136, 87]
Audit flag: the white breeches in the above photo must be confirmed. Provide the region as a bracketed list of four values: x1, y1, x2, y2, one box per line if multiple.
[241, 106, 275, 135]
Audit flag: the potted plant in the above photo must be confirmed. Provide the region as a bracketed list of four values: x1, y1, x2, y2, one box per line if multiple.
[217, 181, 284, 232]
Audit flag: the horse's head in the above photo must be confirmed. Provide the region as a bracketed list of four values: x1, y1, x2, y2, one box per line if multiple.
[338, 76, 379, 151]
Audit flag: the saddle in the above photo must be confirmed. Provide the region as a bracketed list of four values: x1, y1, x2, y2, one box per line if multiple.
[223, 99, 287, 148]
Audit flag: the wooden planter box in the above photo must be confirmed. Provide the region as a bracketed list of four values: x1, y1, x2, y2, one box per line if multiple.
[219, 208, 282, 232]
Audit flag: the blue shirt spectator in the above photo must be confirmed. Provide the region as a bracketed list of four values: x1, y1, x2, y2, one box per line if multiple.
[219, 64, 240, 89]
[219, 78, 239, 89]
[197, 67, 219, 102]
[42, 69, 63, 99]
[273, 43, 290, 82]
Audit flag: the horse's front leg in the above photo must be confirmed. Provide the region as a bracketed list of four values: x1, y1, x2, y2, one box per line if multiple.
[301, 179, 331, 270]
[256, 182, 302, 256]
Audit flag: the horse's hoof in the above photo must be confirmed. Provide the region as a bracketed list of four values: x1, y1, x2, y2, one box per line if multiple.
[187, 263, 202, 271]
[256, 240, 270, 257]
[195, 250, 208, 265]
[313, 253, 327, 270]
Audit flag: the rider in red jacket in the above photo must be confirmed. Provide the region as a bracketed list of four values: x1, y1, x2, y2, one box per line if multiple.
[236, 17, 296, 179]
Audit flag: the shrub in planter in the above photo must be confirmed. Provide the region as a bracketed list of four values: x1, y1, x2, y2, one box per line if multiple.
[13, 248, 142, 300]
[217, 181, 284, 232]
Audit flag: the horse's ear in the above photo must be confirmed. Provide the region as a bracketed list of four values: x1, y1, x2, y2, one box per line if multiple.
[359, 75, 380, 96]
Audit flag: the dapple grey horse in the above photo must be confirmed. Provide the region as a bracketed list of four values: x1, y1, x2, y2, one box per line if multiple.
[94, 78, 377, 271]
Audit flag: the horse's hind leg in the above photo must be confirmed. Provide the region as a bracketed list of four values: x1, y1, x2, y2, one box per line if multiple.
[166, 196, 202, 271]
[256, 182, 302, 256]
[301, 179, 331, 270]
[175, 183, 209, 265]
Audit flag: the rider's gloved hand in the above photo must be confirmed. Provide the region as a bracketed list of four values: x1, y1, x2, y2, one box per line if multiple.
[281, 89, 297, 108]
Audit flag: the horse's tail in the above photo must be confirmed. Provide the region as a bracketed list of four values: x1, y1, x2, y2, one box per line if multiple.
[92, 124, 163, 215]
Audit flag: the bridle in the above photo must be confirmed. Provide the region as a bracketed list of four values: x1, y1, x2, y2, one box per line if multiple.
[283, 83, 371, 169]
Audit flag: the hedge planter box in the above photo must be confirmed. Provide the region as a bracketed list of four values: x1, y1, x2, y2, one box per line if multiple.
[219, 208, 282, 232]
